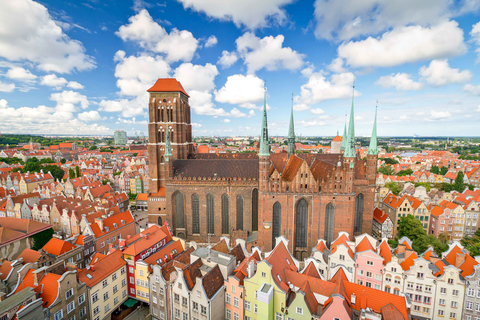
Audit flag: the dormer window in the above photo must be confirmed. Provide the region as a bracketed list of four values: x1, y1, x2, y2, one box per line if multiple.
[113, 223, 118, 228]
[121, 220, 125, 225]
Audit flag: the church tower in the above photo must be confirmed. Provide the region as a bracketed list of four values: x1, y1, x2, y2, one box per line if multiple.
[147, 79, 193, 193]
[366, 106, 379, 185]
[287, 104, 295, 158]
[258, 87, 270, 192]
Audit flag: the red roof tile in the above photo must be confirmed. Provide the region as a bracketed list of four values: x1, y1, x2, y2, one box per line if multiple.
[17, 248, 41, 264]
[15, 269, 61, 307]
[147, 78, 189, 97]
[42, 238, 76, 256]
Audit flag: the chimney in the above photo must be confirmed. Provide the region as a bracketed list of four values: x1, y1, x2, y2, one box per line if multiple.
[119, 239, 126, 249]
[90, 265, 95, 271]
[0, 292, 5, 302]
[456, 252, 466, 268]
[397, 244, 406, 255]
[127, 235, 131, 240]
[32, 268, 46, 286]
[94, 218, 104, 231]
[66, 262, 77, 271]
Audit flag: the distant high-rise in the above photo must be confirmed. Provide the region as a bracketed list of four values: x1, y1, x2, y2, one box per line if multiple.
[114, 130, 127, 146]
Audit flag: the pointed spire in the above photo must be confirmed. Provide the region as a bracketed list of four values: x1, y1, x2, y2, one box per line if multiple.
[164, 115, 172, 159]
[287, 94, 295, 158]
[344, 83, 356, 157]
[367, 104, 378, 155]
[259, 85, 270, 157]
[340, 115, 347, 151]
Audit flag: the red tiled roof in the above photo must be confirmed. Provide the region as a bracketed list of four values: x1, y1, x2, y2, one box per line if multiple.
[147, 78, 189, 97]
[301, 261, 322, 279]
[42, 238, 76, 256]
[356, 237, 375, 253]
[331, 233, 354, 260]
[78, 250, 126, 287]
[373, 208, 389, 224]
[265, 240, 297, 291]
[14, 269, 61, 307]
[89, 210, 134, 238]
[379, 240, 392, 265]
[0, 260, 13, 280]
[17, 248, 41, 264]
[400, 251, 418, 271]
[123, 224, 169, 256]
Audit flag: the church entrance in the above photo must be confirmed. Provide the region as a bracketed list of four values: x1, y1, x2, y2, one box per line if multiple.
[294, 199, 308, 260]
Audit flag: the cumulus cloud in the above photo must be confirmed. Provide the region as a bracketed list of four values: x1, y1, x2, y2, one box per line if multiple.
[116, 9, 198, 63]
[471, 22, 480, 62]
[310, 108, 325, 114]
[375, 73, 423, 91]
[217, 51, 238, 69]
[464, 84, 480, 96]
[419, 59, 472, 86]
[177, 0, 295, 29]
[41, 74, 68, 88]
[78, 110, 101, 122]
[298, 118, 327, 127]
[338, 21, 466, 68]
[236, 32, 304, 73]
[0, 81, 15, 92]
[430, 110, 451, 120]
[222, 119, 231, 123]
[188, 90, 247, 117]
[204, 35, 218, 47]
[0, 0, 95, 73]
[67, 81, 84, 89]
[215, 74, 265, 106]
[50, 90, 89, 112]
[313, 0, 459, 41]
[5, 67, 37, 81]
[295, 71, 357, 106]
[174, 63, 219, 92]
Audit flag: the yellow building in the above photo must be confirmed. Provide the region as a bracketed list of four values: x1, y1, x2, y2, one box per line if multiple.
[135, 260, 150, 302]
[19, 173, 54, 194]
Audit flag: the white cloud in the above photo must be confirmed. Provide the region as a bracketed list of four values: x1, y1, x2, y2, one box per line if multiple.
[188, 90, 246, 117]
[375, 73, 423, 91]
[78, 110, 101, 122]
[217, 51, 238, 69]
[313, 0, 455, 41]
[177, 0, 295, 29]
[471, 22, 480, 62]
[41, 74, 68, 88]
[464, 84, 480, 96]
[67, 81, 84, 89]
[338, 21, 466, 68]
[5, 67, 37, 81]
[419, 59, 472, 86]
[174, 63, 219, 92]
[0, 81, 15, 92]
[99, 96, 147, 118]
[310, 108, 325, 114]
[0, 0, 95, 73]
[0, 99, 8, 108]
[204, 35, 218, 47]
[215, 74, 265, 105]
[221, 118, 231, 123]
[430, 110, 451, 120]
[298, 118, 327, 127]
[295, 71, 357, 106]
[327, 57, 346, 73]
[236, 32, 304, 73]
[293, 104, 310, 111]
[50, 90, 89, 112]
[116, 9, 198, 63]
[191, 123, 202, 128]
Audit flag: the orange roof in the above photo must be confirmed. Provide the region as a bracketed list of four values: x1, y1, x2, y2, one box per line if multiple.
[434, 259, 446, 277]
[301, 261, 322, 279]
[0, 260, 13, 280]
[147, 78, 189, 97]
[14, 269, 61, 307]
[400, 251, 418, 271]
[332, 136, 342, 142]
[265, 240, 298, 291]
[75, 235, 86, 246]
[356, 237, 375, 253]
[430, 205, 444, 218]
[90, 252, 107, 264]
[197, 145, 209, 153]
[315, 240, 327, 253]
[143, 239, 184, 270]
[123, 225, 170, 256]
[136, 193, 148, 201]
[331, 233, 354, 260]
[373, 208, 389, 224]
[89, 210, 134, 238]
[379, 240, 392, 265]
[150, 187, 166, 197]
[78, 250, 126, 287]
[17, 248, 41, 264]
[444, 244, 479, 277]
[42, 238, 76, 256]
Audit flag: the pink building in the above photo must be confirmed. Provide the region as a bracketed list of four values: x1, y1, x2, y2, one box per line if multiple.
[354, 234, 384, 290]
[429, 204, 454, 239]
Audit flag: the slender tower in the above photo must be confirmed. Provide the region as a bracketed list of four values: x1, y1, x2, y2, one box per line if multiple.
[258, 86, 270, 192]
[287, 96, 295, 158]
[340, 117, 347, 153]
[366, 105, 379, 185]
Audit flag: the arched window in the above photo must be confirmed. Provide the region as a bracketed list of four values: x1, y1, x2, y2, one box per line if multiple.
[272, 202, 281, 248]
[222, 194, 229, 234]
[252, 189, 258, 231]
[174, 192, 184, 229]
[325, 203, 335, 245]
[207, 194, 214, 234]
[192, 194, 200, 234]
[236, 195, 243, 230]
[295, 199, 308, 248]
[354, 193, 364, 233]
[157, 217, 162, 225]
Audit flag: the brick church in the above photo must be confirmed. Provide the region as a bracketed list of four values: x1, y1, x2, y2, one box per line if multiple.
[147, 78, 378, 260]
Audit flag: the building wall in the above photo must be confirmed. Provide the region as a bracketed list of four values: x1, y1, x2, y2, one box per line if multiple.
[50, 271, 88, 320]
[135, 260, 150, 303]
[464, 265, 480, 319]
[355, 250, 383, 290]
[382, 257, 404, 295]
[433, 266, 465, 319]
[225, 276, 243, 320]
[403, 258, 436, 319]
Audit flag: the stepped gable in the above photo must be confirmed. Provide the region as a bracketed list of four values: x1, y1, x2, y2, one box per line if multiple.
[331, 233, 354, 260]
[202, 264, 224, 299]
[172, 159, 258, 179]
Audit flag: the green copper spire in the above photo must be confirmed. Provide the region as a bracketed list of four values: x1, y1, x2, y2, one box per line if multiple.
[287, 95, 295, 158]
[344, 85, 356, 158]
[340, 117, 347, 151]
[367, 105, 378, 155]
[258, 86, 270, 157]
[164, 115, 172, 159]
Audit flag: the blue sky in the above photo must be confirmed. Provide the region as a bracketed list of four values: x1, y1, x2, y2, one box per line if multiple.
[1, 0, 480, 137]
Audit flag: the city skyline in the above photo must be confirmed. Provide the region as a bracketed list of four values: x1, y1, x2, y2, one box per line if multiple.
[0, 0, 480, 137]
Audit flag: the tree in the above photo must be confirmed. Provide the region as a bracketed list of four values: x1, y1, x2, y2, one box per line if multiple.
[44, 165, 65, 181]
[385, 182, 402, 196]
[69, 168, 75, 179]
[89, 145, 97, 150]
[397, 215, 448, 255]
[454, 171, 465, 192]
[379, 157, 399, 165]
[39, 158, 54, 164]
[440, 166, 448, 175]
[430, 165, 440, 174]
[378, 165, 395, 176]
[60, 158, 66, 164]
[31, 228, 54, 250]
[128, 192, 137, 201]
[75, 165, 81, 178]
[462, 228, 480, 256]
[397, 169, 413, 176]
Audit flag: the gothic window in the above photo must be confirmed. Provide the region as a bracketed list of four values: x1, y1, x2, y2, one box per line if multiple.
[325, 203, 335, 245]
[236, 195, 243, 230]
[252, 189, 258, 231]
[157, 217, 162, 225]
[174, 192, 184, 229]
[222, 194, 229, 234]
[354, 193, 364, 233]
[207, 194, 214, 234]
[295, 199, 308, 248]
[192, 194, 200, 234]
[272, 202, 281, 248]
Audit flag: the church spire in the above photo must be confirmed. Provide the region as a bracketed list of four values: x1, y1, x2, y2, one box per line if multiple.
[258, 85, 270, 157]
[164, 115, 172, 159]
[344, 84, 356, 158]
[340, 117, 347, 151]
[287, 94, 295, 158]
[367, 104, 378, 155]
